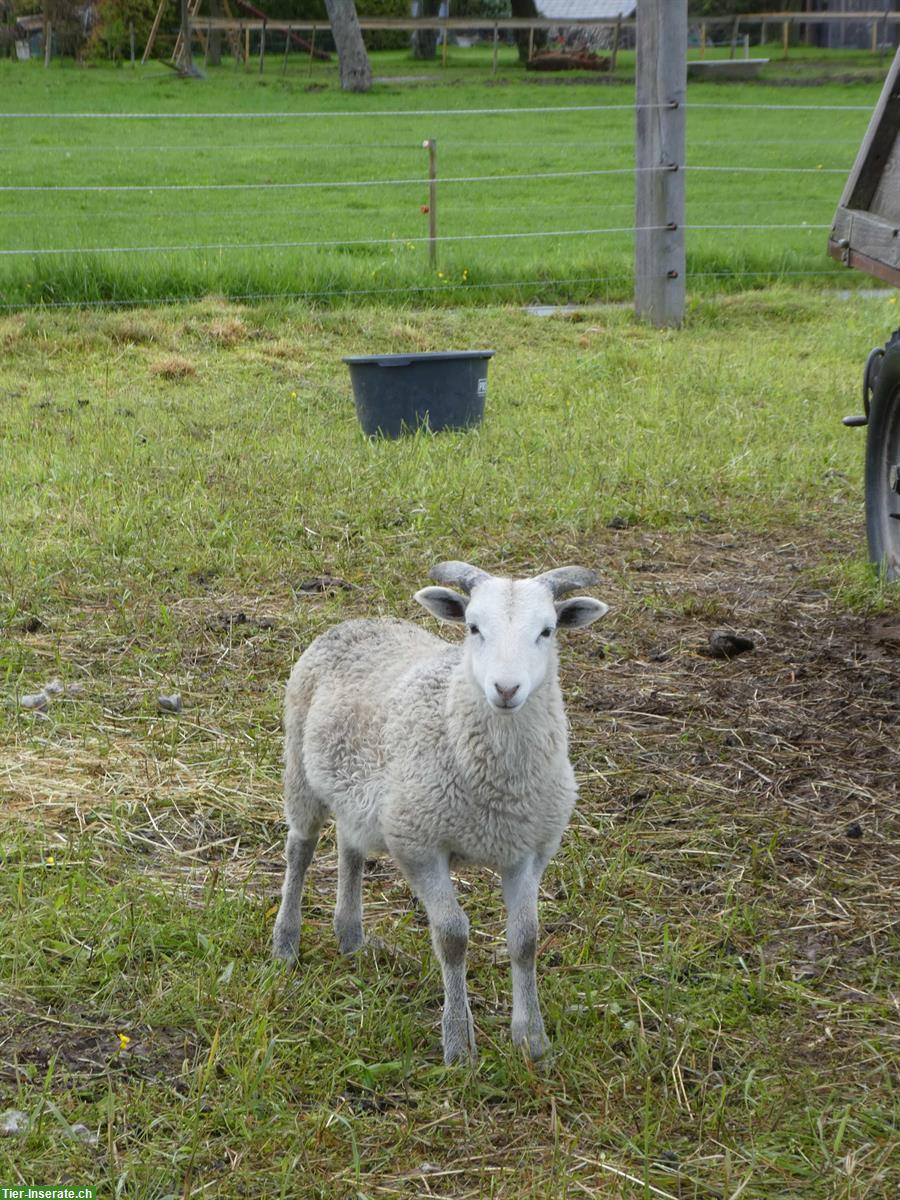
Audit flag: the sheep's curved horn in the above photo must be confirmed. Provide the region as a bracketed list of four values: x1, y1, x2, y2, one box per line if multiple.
[534, 566, 599, 598]
[429, 561, 491, 595]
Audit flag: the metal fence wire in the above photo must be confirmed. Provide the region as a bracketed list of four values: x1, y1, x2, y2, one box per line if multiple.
[0, 97, 872, 311]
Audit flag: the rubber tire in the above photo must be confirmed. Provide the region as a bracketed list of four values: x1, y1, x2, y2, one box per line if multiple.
[865, 331, 900, 581]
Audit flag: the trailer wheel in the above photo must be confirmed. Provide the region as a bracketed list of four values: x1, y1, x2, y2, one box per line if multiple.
[865, 331, 900, 581]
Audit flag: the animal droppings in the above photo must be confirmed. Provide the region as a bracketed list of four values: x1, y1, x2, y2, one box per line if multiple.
[297, 575, 356, 594]
[20, 692, 48, 711]
[707, 630, 756, 659]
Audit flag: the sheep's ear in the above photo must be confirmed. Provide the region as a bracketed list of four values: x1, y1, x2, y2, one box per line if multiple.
[415, 586, 469, 624]
[555, 597, 609, 629]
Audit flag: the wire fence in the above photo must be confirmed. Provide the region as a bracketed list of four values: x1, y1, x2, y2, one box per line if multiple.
[0, 92, 875, 313]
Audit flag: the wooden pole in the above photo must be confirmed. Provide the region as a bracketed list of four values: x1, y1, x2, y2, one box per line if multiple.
[699, 21, 705, 59]
[761, 18, 767, 46]
[244, 23, 249, 67]
[204, 20, 210, 66]
[142, 0, 166, 64]
[441, 20, 448, 67]
[43, 19, 51, 65]
[743, 33, 749, 59]
[611, 16, 621, 71]
[259, 17, 265, 73]
[282, 24, 290, 73]
[425, 138, 437, 268]
[130, 19, 135, 65]
[179, 0, 192, 70]
[527, 25, 534, 63]
[871, 18, 878, 54]
[782, 20, 789, 58]
[235, 20, 242, 67]
[729, 16, 738, 59]
[492, 22, 498, 73]
[308, 24, 316, 76]
[634, 0, 686, 328]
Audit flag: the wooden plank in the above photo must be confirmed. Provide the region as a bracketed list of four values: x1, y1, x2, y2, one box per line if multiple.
[837, 44, 900, 215]
[828, 238, 900, 289]
[831, 207, 900, 274]
[634, 0, 686, 328]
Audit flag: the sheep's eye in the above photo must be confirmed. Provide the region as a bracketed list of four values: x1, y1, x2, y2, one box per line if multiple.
[539, 626, 553, 640]
[468, 624, 480, 637]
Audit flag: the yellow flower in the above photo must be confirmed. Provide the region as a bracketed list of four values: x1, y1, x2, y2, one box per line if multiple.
[290, 391, 297, 399]
[437, 272, 444, 278]
[45, 854, 55, 865]
[890, 298, 897, 305]
[117, 1032, 131, 1049]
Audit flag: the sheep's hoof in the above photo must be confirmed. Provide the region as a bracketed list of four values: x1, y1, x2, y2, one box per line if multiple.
[272, 924, 301, 964]
[335, 926, 365, 956]
[512, 1022, 552, 1064]
[442, 1011, 477, 1066]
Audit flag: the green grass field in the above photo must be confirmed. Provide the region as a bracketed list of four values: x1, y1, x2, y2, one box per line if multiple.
[1, 287, 898, 1197]
[0, 50, 885, 309]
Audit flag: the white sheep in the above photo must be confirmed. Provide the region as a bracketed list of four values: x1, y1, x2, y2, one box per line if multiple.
[272, 561, 608, 1064]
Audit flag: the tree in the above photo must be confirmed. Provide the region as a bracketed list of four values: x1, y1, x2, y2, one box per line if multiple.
[511, 0, 545, 62]
[411, 0, 439, 60]
[324, 0, 371, 92]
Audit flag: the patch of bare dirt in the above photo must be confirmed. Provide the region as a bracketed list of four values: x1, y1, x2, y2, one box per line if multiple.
[565, 526, 899, 977]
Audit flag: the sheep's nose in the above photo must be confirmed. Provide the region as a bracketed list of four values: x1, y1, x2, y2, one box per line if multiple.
[494, 682, 520, 704]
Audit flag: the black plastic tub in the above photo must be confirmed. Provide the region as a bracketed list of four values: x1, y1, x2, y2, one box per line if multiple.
[343, 350, 495, 438]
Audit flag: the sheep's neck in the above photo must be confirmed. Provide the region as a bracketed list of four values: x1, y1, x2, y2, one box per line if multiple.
[446, 661, 569, 785]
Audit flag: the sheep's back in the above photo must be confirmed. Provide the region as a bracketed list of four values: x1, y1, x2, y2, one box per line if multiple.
[285, 619, 457, 845]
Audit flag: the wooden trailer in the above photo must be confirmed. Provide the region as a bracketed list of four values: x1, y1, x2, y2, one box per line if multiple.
[828, 46, 900, 580]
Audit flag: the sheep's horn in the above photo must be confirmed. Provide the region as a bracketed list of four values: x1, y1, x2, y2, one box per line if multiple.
[429, 561, 491, 595]
[534, 566, 599, 598]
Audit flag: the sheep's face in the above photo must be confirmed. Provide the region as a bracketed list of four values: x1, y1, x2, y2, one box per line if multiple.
[415, 575, 608, 715]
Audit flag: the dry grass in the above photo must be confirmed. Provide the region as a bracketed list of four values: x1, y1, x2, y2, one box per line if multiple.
[148, 354, 198, 380]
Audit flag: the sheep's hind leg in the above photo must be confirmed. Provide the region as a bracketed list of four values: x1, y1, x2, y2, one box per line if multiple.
[334, 831, 365, 954]
[502, 856, 551, 1061]
[272, 827, 321, 963]
[273, 734, 324, 964]
[397, 854, 476, 1066]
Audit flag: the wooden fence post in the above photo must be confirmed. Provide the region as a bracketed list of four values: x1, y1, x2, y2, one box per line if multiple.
[782, 20, 789, 58]
[259, 18, 265, 72]
[634, 0, 686, 328]
[492, 22, 498, 73]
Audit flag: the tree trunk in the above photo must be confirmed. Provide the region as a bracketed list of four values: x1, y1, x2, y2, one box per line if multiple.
[179, 0, 193, 70]
[411, 0, 439, 60]
[207, 0, 223, 66]
[511, 0, 546, 63]
[324, 0, 371, 93]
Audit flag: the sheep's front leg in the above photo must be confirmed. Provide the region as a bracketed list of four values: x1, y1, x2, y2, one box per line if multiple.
[502, 857, 551, 1061]
[398, 855, 476, 1065]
